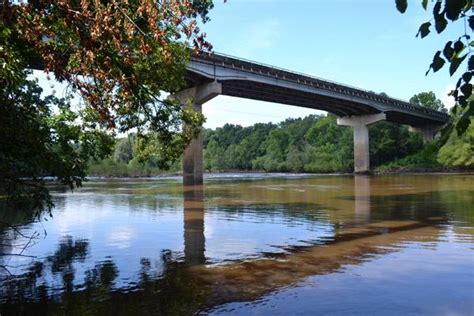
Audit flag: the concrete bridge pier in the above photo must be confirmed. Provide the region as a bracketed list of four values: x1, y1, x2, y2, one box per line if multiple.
[337, 113, 386, 174]
[174, 82, 222, 186]
[408, 125, 442, 143]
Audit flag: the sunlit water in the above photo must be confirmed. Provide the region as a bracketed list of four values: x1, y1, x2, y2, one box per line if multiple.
[1, 173, 473, 315]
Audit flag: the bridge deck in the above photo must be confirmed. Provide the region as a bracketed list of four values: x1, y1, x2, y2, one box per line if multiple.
[186, 53, 450, 127]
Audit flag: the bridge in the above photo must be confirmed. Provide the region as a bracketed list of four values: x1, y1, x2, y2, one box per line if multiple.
[176, 52, 450, 184]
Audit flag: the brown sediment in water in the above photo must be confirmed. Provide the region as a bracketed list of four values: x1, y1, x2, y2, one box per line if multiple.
[189, 219, 444, 307]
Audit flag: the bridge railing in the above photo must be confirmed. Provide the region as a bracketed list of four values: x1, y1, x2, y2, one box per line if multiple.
[192, 52, 450, 123]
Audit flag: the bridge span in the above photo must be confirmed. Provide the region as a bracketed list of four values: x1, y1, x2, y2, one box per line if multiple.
[177, 52, 450, 183]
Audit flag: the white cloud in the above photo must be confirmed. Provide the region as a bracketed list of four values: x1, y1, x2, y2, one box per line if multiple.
[105, 226, 137, 249]
[441, 84, 456, 109]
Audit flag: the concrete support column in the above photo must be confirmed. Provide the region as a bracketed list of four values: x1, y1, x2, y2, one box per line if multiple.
[337, 113, 386, 174]
[173, 82, 222, 186]
[408, 125, 442, 143]
[183, 103, 204, 185]
[353, 124, 370, 173]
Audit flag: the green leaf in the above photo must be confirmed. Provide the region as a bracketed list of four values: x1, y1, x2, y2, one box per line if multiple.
[417, 22, 431, 38]
[427, 51, 446, 75]
[453, 40, 465, 53]
[422, 0, 429, 10]
[443, 41, 454, 60]
[396, 0, 408, 13]
[433, 1, 442, 16]
[449, 54, 467, 76]
[460, 83, 472, 99]
[433, 51, 446, 72]
[462, 72, 472, 83]
[469, 55, 474, 70]
[445, 0, 464, 21]
[469, 16, 474, 31]
[456, 102, 474, 135]
[435, 15, 448, 33]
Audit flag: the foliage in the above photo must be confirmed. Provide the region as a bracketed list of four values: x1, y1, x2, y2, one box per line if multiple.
[204, 123, 275, 171]
[89, 95, 471, 176]
[0, 70, 113, 212]
[88, 134, 182, 177]
[303, 115, 353, 172]
[203, 114, 424, 174]
[409, 91, 448, 112]
[369, 121, 423, 166]
[376, 110, 474, 171]
[376, 144, 441, 173]
[438, 116, 474, 166]
[0, 0, 214, 209]
[395, 0, 473, 135]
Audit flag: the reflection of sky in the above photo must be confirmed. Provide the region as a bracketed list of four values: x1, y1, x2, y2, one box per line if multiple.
[205, 206, 334, 263]
[4, 178, 336, 290]
[4, 174, 474, 298]
[209, 227, 474, 315]
[5, 188, 186, 288]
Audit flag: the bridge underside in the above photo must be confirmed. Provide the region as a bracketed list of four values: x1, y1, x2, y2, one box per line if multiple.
[184, 77, 447, 128]
[179, 53, 450, 181]
[220, 80, 445, 127]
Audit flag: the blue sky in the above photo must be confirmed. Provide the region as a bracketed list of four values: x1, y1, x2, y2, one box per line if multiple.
[199, 0, 463, 128]
[34, 0, 465, 129]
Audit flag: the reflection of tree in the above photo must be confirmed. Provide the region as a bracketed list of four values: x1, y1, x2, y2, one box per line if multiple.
[0, 188, 470, 314]
[1, 236, 91, 303]
[0, 195, 69, 276]
[0, 239, 210, 315]
[48, 236, 89, 293]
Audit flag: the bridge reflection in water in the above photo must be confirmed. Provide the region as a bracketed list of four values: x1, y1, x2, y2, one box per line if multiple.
[181, 177, 447, 309]
[183, 184, 206, 266]
[1, 175, 471, 315]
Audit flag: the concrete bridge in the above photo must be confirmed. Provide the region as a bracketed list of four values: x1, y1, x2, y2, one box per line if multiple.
[176, 52, 450, 184]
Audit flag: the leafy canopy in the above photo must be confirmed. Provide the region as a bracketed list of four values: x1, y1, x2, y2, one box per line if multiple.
[395, 0, 473, 134]
[0, 0, 214, 210]
[409, 91, 448, 113]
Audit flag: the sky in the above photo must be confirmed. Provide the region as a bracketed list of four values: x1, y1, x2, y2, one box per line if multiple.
[35, 0, 465, 129]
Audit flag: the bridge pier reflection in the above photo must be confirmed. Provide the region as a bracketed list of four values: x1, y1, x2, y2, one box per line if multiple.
[183, 185, 206, 265]
[354, 175, 371, 224]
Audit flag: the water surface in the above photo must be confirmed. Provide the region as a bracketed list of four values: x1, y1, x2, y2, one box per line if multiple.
[1, 173, 473, 315]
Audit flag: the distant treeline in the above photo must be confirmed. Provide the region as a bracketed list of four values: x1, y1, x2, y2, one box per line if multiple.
[203, 114, 422, 173]
[88, 113, 473, 176]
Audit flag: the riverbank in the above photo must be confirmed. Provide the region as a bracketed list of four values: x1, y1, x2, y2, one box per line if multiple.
[86, 167, 474, 179]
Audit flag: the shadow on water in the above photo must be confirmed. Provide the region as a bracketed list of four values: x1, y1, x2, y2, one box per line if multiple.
[0, 176, 472, 315]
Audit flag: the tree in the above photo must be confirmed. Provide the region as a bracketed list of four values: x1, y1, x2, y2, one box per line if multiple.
[0, 72, 113, 211]
[395, 0, 473, 135]
[438, 117, 474, 166]
[410, 91, 448, 113]
[0, 1, 214, 209]
[204, 139, 225, 171]
[114, 135, 135, 164]
[369, 121, 423, 166]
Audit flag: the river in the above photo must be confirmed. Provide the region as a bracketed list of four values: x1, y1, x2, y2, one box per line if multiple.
[1, 173, 473, 315]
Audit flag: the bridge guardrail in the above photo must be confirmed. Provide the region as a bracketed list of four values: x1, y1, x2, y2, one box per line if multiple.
[192, 52, 450, 123]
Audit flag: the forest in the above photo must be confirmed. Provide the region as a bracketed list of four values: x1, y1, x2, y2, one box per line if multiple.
[89, 93, 474, 177]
